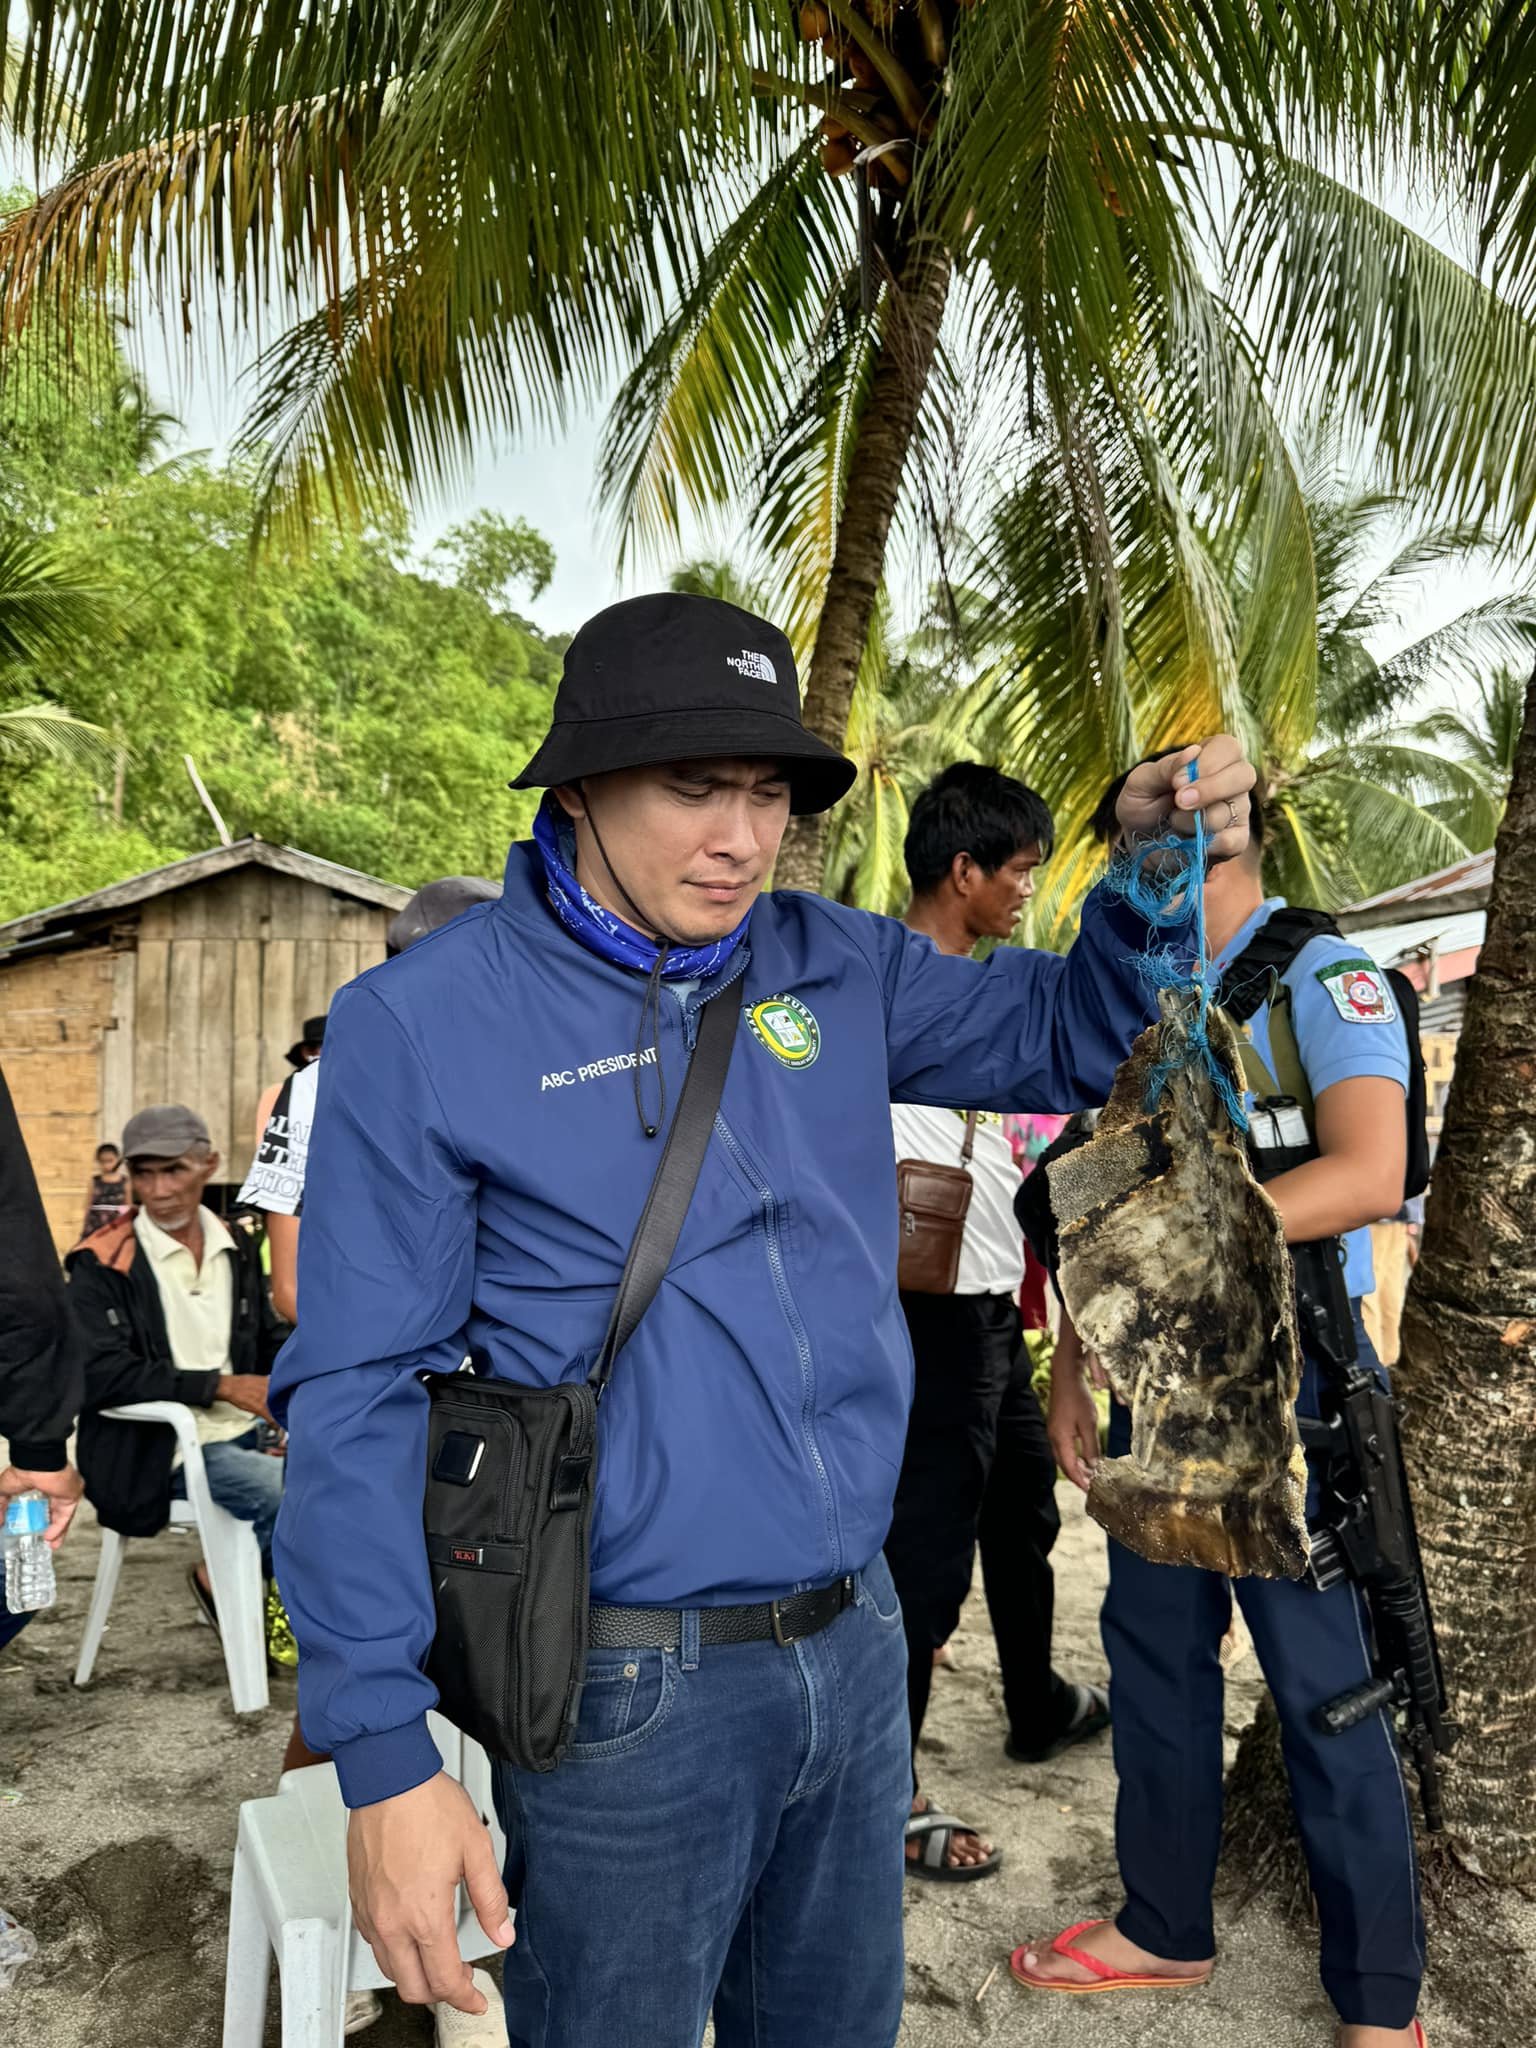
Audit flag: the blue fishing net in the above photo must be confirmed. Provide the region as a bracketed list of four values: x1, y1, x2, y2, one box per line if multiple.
[1102, 762, 1249, 1133]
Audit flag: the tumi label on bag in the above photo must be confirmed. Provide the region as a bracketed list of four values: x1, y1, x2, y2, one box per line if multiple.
[451, 1545, 482, 1565]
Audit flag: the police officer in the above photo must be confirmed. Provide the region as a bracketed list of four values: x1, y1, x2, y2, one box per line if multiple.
[1027, 778, 1424, 2048]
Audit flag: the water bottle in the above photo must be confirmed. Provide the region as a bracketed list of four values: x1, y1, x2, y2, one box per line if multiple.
[3, 1492, 56, 1613]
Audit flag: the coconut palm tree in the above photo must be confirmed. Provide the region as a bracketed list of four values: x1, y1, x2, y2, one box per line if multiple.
[1408, 662, 1527, 847]
[0, 701, 111, 767]
[5, 8, 1536, 896]
[952, 455, 1536, 937]
[0, 526, 113, 771]
[819, 594, 958, 912]
[1398, 661, 1536, 1910]
[1255, 476, 1535, 907]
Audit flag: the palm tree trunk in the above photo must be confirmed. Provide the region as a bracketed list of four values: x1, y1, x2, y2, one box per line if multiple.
[775, 228, 952, 893]
[1396, 656, 1536, 1886]
[1224, 666, 1536, 2004]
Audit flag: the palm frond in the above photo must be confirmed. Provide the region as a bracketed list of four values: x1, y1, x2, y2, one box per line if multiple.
[2, 1, 779, 537]
[0, 526, 106, 667]
[596, 141, 856, 571]
[1230, 151, 1536, 532]
[1367, 593, 1536, 711]
[0, 701, 116, 770]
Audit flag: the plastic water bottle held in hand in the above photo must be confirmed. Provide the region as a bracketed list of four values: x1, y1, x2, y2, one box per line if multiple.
[2, 1492, 56, 1613]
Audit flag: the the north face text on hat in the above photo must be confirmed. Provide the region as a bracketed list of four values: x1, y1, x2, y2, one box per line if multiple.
[726, 648, 778, 685]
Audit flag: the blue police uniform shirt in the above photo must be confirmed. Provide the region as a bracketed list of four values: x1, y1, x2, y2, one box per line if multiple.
[1214, 898, 1410, 1298]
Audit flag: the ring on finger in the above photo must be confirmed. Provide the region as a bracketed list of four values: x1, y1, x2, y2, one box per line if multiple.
[1220, 797, 1239, 830]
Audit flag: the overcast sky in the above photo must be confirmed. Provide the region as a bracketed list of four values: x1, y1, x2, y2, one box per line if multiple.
[130, 312, 645, 635]
[119, 221, 1508, 718]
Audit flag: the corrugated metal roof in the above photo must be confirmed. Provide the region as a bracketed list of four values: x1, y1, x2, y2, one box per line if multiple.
[1349, 909, 1487, 973]
[1336, 850, 1494, 928]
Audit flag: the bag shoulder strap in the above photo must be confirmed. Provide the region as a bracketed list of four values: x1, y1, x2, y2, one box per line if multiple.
[1266, 988, 1314, 1117]
[590, 984, 739, 1392]
[1221, 906, 1341, 1026]
[959, 1111, 979, 1166]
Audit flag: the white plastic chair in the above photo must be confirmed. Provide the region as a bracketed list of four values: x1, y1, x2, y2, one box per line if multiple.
[222, 1712, 508, 2047]
[73, 1400, 270, 1715]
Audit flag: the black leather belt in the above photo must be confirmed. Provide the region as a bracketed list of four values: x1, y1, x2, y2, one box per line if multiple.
[588, 1576, 855, 1652]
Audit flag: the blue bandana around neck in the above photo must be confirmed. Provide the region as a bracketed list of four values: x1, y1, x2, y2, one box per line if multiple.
[532, 799, 752, 980]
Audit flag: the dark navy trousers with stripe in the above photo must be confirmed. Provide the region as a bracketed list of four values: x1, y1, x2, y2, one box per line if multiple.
[1102, 1309, 1424, 2029]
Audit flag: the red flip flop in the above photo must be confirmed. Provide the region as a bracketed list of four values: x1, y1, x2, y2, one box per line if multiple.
[1414, 2027, 1428, 2047]
[1010, 1921, 1214, 1995]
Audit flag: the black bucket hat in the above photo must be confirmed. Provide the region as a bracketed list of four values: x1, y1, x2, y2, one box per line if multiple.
[510, 593, 856, 816]
[285, 1015, 327, 1069]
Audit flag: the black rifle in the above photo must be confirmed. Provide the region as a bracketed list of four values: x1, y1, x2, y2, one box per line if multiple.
[1245, 1099, 1458, 1831]
[1290, 1234, 1459, 1831]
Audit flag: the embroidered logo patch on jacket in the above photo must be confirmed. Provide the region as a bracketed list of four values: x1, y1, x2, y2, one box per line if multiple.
[1315, 958, 1396, 1024]
[745, 994, 821, 1068]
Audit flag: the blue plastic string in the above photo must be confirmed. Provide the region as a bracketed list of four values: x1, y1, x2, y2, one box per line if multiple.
[1103, 759, 1249, 1133]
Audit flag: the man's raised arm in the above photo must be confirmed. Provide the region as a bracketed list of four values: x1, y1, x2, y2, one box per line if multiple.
[866, 738, 1254, 1109]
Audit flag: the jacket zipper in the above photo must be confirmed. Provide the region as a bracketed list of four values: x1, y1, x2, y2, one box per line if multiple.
[677, 955, 842, 1580]
[709, 1109, 842, 1581]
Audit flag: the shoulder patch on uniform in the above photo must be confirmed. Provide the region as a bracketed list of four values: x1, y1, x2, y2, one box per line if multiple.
[1314, 957, 1396, 1025]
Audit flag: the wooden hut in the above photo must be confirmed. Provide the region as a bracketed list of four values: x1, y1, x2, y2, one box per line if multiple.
[0, 839, 410, 1249]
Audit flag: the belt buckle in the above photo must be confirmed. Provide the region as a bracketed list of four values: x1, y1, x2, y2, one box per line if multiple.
[772, 1578, 853, 1647]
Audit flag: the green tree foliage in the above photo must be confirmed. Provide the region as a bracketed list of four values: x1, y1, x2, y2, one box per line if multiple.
[954, 452, 1536, 939]
[5, 10, 1536, 899]
[433, 510, 557, 611]
[1408, 663, 1528, 849]
[0, 347, 563, 918]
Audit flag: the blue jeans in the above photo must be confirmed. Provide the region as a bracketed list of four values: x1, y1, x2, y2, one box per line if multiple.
[492, 1554, 912, 2048]
[1103, 1311, 1424, 2028]
[171, 1427, 283, 1577]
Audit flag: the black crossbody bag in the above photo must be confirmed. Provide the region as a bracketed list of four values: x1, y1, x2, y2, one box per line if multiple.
[419, 984, 738, 1771]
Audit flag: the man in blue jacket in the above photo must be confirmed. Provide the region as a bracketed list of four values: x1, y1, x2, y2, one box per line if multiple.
[272, 592, 1256, 2048]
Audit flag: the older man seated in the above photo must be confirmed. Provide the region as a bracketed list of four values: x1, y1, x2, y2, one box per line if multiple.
[67, 1104, 292, 1666]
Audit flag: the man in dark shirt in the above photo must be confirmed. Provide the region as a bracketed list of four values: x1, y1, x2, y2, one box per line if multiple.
[0, 1065, 83, 1648]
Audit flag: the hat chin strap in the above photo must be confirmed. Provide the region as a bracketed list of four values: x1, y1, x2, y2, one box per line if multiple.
[576, 783, 674, 954]
[576, 785, 675, 1141]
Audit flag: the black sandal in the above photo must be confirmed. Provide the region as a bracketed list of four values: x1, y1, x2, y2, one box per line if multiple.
[904, 1809, 1003, 1883]
[1006, 1682, 1111, 1765]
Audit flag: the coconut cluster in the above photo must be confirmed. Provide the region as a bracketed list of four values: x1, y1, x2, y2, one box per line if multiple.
[796, 0, 975, 190]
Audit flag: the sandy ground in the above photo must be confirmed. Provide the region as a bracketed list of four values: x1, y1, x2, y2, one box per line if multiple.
[0, 1483, 1524, 2046]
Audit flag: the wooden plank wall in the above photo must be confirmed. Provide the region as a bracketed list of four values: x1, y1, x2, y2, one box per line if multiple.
[136, 871, 390, 1188]
[1422, 1032, 1459, 1152]
[0, 945, 119, 1250]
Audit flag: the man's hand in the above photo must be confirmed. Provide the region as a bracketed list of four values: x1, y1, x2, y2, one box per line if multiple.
[0, 1464, 84, 1549]
[1115, 737, 1256, 864]
[215, 1373, 273, 1421]
[1048, 1372, 1101, 1495]
[349, 1773, 514, 2011]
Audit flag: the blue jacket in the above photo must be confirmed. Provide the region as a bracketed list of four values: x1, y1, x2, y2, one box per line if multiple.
[271, 841, 1184, 1806]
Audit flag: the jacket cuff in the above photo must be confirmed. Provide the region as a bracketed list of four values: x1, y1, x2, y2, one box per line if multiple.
[332, 1718, 444, 1810]
[1086, 874, 1197, 953]
[189, 1370, 224, 1408]
[6, 1439, 68, 1473]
